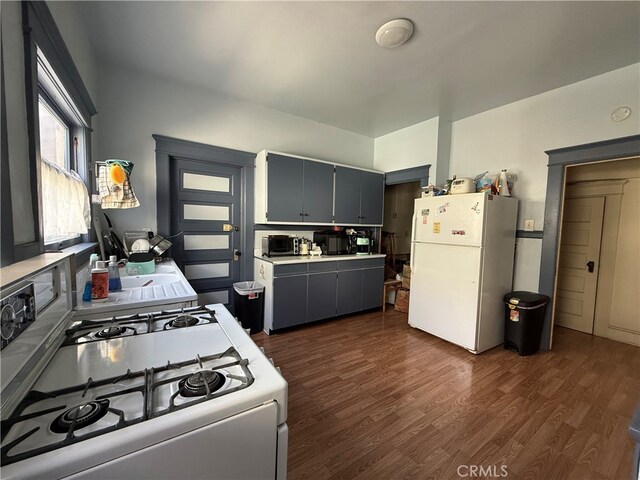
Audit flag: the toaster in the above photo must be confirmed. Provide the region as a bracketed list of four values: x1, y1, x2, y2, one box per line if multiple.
[450, 177, 476, 194]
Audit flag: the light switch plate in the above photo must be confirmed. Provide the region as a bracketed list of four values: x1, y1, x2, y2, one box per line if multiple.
[524, 219, 535, 231]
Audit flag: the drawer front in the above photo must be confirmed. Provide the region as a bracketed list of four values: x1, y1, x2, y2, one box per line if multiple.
[274, 264, 308, 276]
[362, 257, 385, 268]
[308, 262, 338, 273]
[337, 259, 363, 270]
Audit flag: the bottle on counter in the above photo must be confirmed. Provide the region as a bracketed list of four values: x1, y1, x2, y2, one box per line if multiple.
[82, 253, 99, 302]
[108, 255, 122, 291]
[91, 261, 109, 303]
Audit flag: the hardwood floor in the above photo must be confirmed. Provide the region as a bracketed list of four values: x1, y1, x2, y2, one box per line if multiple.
[254, 309, 640, 480]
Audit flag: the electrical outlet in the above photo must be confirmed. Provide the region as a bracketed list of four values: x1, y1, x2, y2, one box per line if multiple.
[524, 219, 535, 232]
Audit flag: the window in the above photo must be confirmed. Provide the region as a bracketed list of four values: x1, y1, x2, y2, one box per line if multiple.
[37, 49, 90, 247]
[38, 93, 70, 170]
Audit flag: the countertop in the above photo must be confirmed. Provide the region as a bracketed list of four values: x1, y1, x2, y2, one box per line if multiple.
[255, 254, 385, 265]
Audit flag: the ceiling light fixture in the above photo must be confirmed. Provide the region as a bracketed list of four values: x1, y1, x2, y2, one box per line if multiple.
[610, 106, 631, 122]
[375, 19, 414, 48]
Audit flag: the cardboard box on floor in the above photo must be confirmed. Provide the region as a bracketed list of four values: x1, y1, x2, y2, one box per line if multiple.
[402, 264, 411, 289]
[394, 288, 409, 313]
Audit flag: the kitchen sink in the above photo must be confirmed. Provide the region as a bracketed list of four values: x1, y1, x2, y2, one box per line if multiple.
[74, 259, 197, 319]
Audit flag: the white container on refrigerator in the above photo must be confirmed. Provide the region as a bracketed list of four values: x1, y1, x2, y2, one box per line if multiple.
[408, 193, 518, 353]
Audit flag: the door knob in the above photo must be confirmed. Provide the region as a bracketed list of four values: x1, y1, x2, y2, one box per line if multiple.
[586, 261, 595, 273]
[233, 249, 242, 261]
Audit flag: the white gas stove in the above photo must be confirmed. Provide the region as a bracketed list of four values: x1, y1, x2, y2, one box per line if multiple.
[0, 255, 287, 479]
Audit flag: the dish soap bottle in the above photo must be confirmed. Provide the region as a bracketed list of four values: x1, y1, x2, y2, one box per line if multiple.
[82, 253, 99, 302]
[91, 261, 109, 303]
[108, 255, 122, 291]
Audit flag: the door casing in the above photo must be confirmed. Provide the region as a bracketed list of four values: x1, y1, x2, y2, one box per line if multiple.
[154, 135, 255, 292]
[541, 134, 640, 350]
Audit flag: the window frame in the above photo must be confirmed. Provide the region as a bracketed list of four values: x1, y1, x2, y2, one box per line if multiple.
[14, 1, 97, 261]
[37, 86, 74, 172]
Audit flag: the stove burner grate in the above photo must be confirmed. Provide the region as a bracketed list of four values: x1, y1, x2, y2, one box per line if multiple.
[178, 371, 225, 397]
[95, 326, 126, 338]
[165, 314, 199, 329]
[50, 399, 110, 434]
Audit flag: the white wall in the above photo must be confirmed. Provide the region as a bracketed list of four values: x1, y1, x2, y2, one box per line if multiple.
[370, 64, 639, 291]
[373, 117, 439, 177]
[96, 62, 374, 236]
[450, 64, 639, 291]
[48, 2, 98, 105]
[450, 64, 640, 231]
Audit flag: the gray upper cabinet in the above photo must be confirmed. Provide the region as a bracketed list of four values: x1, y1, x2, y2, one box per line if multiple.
[359, 171, 384, 225]
[334, 167, 361, 224]
[255, 150, 383, 226]
[266, 154, 304, 222]
[334, 167, 384, 225]
[302, 160, 334, 223]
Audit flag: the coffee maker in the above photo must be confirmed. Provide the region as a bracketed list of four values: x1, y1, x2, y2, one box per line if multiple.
[355, 233, 372, 255]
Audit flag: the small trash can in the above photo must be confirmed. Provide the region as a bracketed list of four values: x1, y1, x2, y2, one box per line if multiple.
[503, 291, 550, 356]
[233, 281, 265, 334]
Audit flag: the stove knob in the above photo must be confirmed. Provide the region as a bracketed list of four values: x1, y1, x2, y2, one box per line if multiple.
[276, 367, 282, 374]
[268, 357, 274, 365]
[259, 347, 265, 354]
[244, 328, 251, 335]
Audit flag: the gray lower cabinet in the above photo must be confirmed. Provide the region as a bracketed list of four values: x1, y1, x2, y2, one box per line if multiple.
[337, 269, 363, 316]
[264, 257, 385, 332]
[362, 267, 384, 310]
[307, 272, 338, 321]
[272, 275, 307, 329]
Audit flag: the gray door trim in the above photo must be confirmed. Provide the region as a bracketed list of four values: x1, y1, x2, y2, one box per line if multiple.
[385, 165, 431, 186]
[154, 135, 255, 284]
[539, 134, 640, 350]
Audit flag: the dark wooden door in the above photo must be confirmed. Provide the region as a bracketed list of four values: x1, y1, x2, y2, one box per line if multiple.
[170, 157, 242, 310]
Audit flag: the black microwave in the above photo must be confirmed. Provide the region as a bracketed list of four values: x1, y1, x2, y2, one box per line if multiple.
[313, 231, 356, 255]
[262, 235, 299, 257]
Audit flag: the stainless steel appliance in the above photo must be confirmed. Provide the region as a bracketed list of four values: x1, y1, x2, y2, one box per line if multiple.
[312, 230, 356, 255]
[262, 235, 299, 257]
[0, 255, 288, 479]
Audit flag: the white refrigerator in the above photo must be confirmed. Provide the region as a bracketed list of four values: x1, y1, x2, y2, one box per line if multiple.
[408, 193, 518, 353]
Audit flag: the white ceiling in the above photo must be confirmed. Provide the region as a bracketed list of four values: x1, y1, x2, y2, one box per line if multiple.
[76, 1, 639, 138]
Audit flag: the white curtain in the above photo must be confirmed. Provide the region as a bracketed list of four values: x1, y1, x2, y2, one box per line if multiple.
[41, 157, 91, 243]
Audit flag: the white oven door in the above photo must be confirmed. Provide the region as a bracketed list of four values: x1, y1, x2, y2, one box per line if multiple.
[66, 402, 281, 480]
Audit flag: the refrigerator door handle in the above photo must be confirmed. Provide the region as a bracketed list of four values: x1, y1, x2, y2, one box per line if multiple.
[410, 210, 418, 274]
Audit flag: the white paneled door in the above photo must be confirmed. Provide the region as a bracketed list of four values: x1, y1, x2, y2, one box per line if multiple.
[170, 158, 242, 310]
[555, 197, 605, 334]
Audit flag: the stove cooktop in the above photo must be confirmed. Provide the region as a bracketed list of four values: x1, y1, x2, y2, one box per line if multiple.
[0, 347, 253, 465]
[62, 306, 218, 346]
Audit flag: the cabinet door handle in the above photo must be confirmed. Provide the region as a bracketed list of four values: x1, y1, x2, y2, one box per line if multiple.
[299, 213, 304, 216]
[303, 213, 310, 216]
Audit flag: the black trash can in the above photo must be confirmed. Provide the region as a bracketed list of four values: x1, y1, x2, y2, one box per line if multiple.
[504, 291, 550, 356]
[233, 282, 265, 335]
